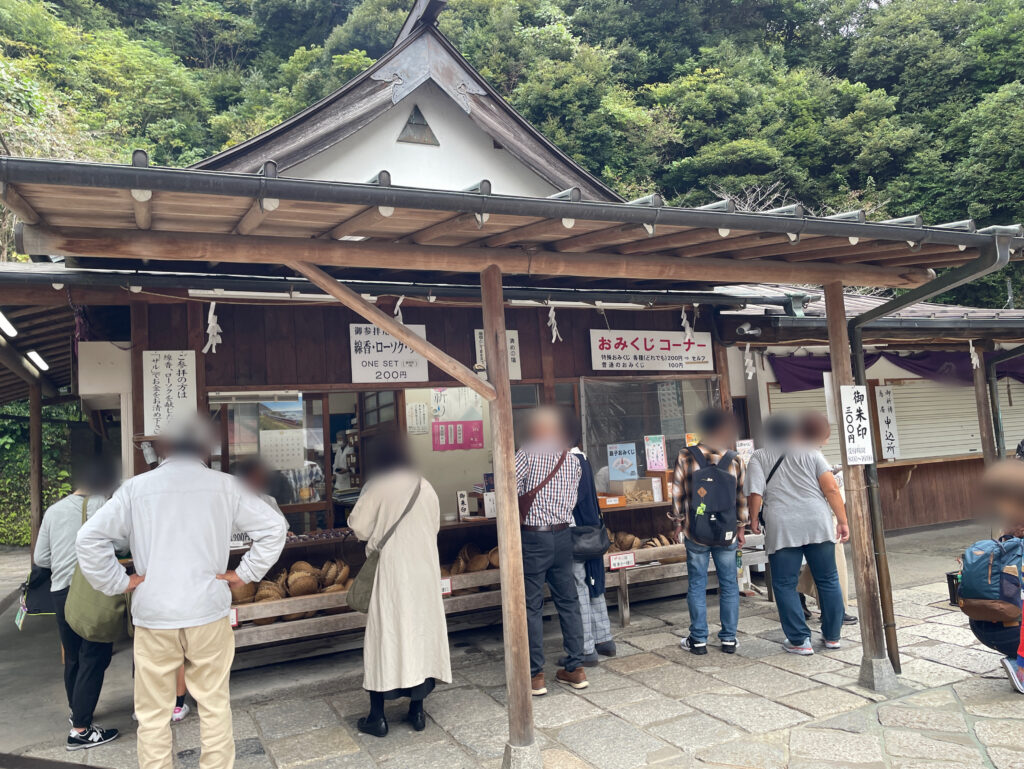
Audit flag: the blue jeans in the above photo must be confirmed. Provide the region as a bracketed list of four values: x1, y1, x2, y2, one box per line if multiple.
[685, 539, 739, 643]
[769, 540, 844, 644]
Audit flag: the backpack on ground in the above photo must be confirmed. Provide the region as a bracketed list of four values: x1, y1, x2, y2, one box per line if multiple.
[957, 537, 1024, 623]
[687, 446, 739, 547]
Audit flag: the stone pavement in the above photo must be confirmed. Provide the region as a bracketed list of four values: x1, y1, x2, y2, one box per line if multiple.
[8, 523, 1024, 769]
[0, 545, 30, 609]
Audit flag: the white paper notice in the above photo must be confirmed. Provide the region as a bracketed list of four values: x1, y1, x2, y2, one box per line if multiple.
[142, 350, 197, 436]
[874, 385, 901, 460]
[840, 385, 874, 465]
[406, 402, 429, 435]
[474, 329, 522, 380]
[350, 324, 428, 384]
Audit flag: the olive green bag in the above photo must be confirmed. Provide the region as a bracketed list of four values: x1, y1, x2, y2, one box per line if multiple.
[64, 497, 130, 643]
[347, 480, 421, 614]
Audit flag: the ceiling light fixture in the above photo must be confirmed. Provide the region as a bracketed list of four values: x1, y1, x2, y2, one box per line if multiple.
[26, 350, 49, 371]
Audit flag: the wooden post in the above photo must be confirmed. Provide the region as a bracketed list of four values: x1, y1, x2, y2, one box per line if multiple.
[480, 265, 540, 769]
[713, 338, 733, 413]
[130, 303, 148, 476]
[973, 341, 997, 465]
[823, 283, 897, 690]
[29, 383, 43, 553]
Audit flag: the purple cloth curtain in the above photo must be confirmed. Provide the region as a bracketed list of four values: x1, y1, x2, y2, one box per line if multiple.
[769, 351, 1024, 392]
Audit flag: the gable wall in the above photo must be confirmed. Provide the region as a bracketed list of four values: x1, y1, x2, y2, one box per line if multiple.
[287, 81, 559, 196]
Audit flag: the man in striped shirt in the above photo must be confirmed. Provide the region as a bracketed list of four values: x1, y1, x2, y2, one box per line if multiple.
[515, 407, 588, 694]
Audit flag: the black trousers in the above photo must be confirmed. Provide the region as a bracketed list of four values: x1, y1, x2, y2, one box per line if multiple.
[522, 528, 584, 675]
[969, 618, 1020, 658]
[52, 587, 114, 728]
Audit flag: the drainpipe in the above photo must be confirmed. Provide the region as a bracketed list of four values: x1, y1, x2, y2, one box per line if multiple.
[987, 343, 1024, 459]
[848, 233, 1013, 676]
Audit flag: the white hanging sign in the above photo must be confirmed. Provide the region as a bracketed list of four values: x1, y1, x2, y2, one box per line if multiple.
[474, 329, 522, 380]
[406, 401, 429, 434]
[590, 330, 714, 372]
[874, 385, 901, 460]
[840, 385, 874, 465]
[142, 350, 197, 436]
[349, 324, 428, 383]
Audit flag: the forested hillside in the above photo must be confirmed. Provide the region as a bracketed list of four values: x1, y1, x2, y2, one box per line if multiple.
[2, 0, 1024, 304]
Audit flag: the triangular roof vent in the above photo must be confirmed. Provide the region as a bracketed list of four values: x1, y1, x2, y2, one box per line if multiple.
[397, 105, 439, 146]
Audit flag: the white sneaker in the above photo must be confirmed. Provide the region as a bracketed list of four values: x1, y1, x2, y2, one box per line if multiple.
[824, 639, 841, 650]
[783, 638, 814, 655]
[171, 704, 190, 723]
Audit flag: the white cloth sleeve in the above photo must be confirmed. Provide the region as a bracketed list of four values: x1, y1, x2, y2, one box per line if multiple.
[33, 512, 52, 569]
[232, 488, 287, 585]
[75, 490, 132, 596]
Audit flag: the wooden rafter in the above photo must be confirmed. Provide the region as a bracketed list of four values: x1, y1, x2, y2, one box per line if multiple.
[320, 205, 395, 240]
[406, 212, 489, 244]
[0, 182, 41, 225]
[479, 217, 574, 247]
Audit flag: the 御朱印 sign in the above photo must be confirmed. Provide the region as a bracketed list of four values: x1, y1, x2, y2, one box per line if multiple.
[350, 324, 428, 383]
[590, 330, 713, 371]
[840, 385, 874, 465]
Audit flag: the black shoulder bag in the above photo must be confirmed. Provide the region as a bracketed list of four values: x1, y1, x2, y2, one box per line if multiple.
[758, 452, 787, 531]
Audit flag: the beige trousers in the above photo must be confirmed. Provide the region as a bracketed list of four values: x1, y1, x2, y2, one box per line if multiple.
[134, 617, 235, 769]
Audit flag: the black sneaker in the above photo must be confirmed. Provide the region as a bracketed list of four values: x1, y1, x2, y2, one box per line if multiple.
[67, 725, 119, 751]
[683, 637, 708, 655]
[721, 639, 737, 654]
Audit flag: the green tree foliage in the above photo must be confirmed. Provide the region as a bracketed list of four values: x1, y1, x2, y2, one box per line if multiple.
[4, 0, 1024, 305]
[0, 402, 80, 546]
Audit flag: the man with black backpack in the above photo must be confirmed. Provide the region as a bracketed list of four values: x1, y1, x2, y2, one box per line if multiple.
[670, 408, 747, 655]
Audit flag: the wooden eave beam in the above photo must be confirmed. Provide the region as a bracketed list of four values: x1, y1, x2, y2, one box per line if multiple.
[234, 196, 280, 236]
[679, 231, 799, 258]
[320, 205, 395, 240]
[863, 250, 978, 269]
[290, 261, 497, 401]
[405, 212, 490, 245]
[20, 225, 937, 289]
[0, 182, 41, 225]
[479, 217, 575, 248]
[824, 242, 952, 264]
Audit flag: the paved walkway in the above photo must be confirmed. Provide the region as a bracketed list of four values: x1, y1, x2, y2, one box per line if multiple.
[7, 524, 1023, 769]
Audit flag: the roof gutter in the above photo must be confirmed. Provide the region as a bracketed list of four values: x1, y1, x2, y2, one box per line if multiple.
[0, 157, 1010, 251]
[847, 233, 1013, 679]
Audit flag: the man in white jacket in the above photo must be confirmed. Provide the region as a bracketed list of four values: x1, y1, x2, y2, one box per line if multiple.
[76, 419, 286, 769]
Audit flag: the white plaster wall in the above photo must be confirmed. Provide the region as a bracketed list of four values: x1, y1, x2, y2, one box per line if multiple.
[288, 81, 558, 196]
[404, 386, 493, 514]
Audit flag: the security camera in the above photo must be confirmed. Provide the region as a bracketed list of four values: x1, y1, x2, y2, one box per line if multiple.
[736, 322, 762, 337]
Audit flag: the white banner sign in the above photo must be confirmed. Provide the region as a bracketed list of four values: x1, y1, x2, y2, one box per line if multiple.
[874, 385, 901, 460]
[349, 324, 428, 384]
[142, 350, 197, 436]
[474, 329, 522, 380]
[590, 330, 714, 372]
[840, 385, 874, 465]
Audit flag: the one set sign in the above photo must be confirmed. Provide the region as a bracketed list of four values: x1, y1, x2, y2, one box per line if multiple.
[589, 330, 714, 372]
[840, 385, 874, 465]
[349, 324, 428, 383]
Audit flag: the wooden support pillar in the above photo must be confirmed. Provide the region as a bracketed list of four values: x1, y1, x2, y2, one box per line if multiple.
[480, 265, 541, 769]
[130, 302, 148, 476]
[823, 283, 897, 691]
[29, 383, 43, 554]
[973, 341, 997, 465]
[713, 339, 733, 413]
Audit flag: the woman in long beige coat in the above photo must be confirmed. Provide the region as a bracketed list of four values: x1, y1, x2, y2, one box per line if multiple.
[348, 439, 451, 737]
